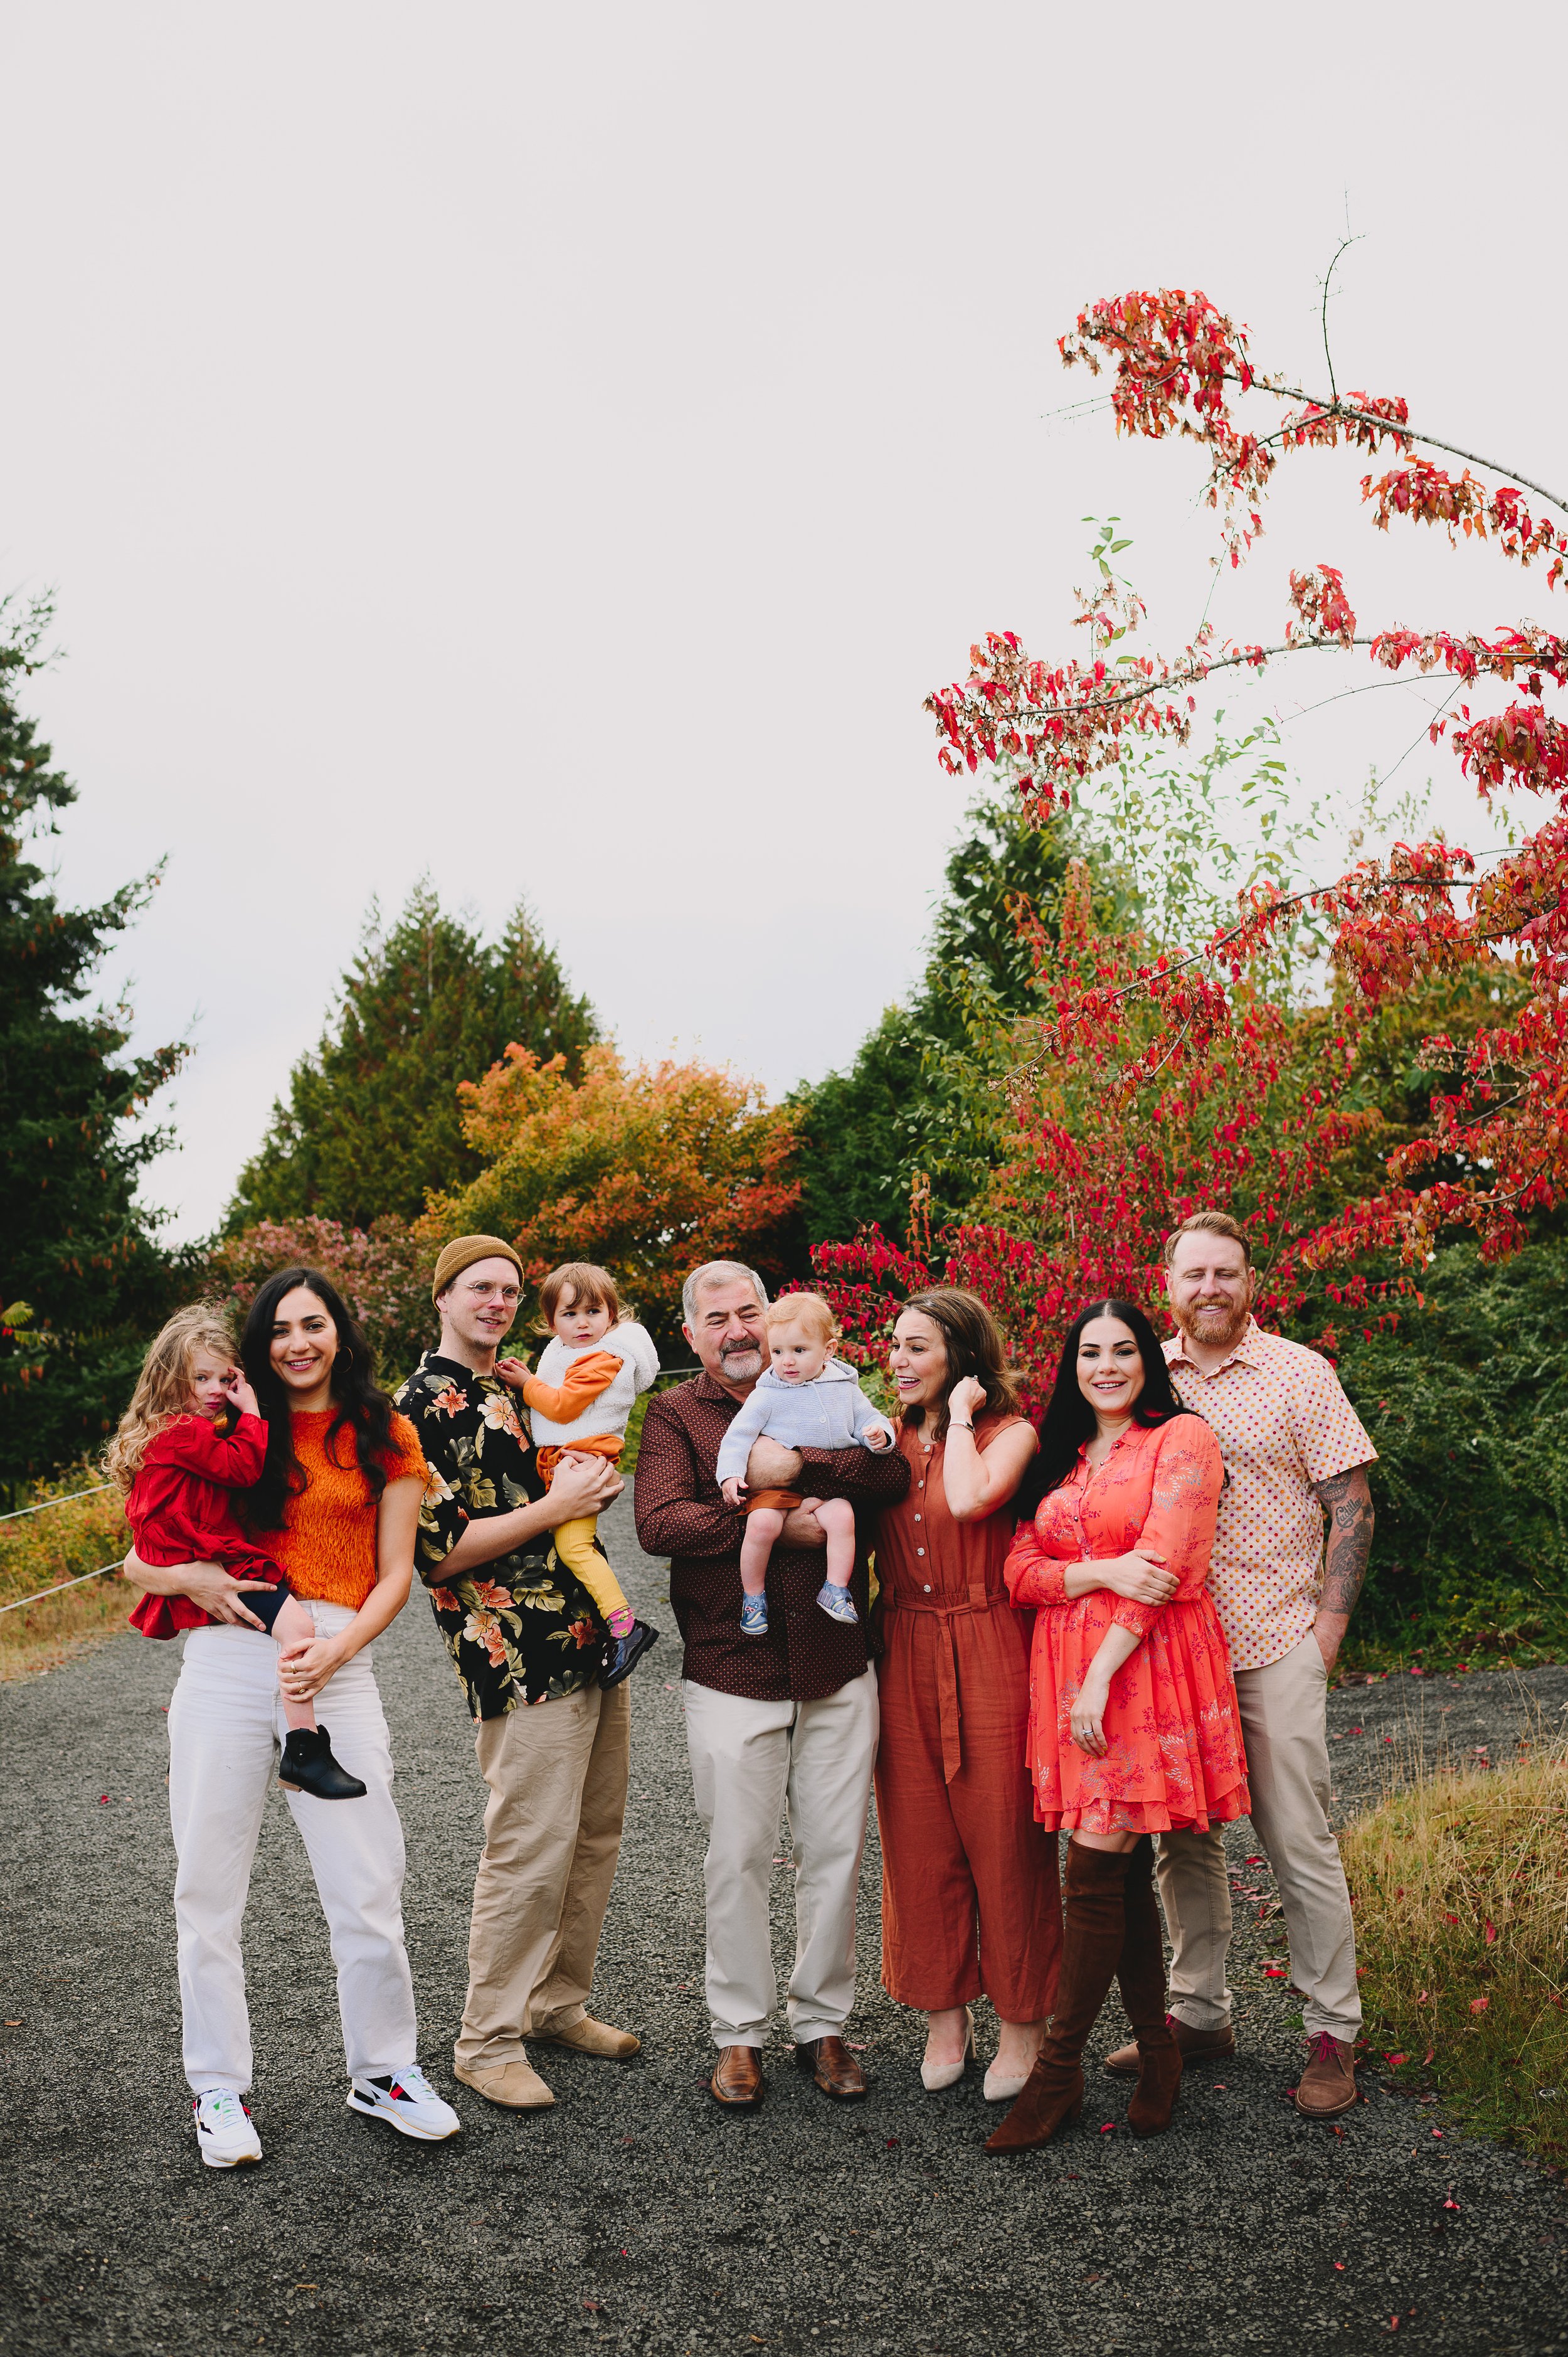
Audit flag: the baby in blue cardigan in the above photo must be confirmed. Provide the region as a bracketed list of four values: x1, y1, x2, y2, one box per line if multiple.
[716, 1292, 896, 1634]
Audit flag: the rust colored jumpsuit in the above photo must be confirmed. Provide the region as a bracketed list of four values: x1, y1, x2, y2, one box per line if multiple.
[873, 1415, 1061, 2021]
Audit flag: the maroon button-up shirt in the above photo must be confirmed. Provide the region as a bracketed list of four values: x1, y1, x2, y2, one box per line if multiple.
[633, 1371, 911, 1702]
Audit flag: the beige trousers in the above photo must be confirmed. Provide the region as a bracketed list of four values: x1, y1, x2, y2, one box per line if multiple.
[455, 1679, 630, 2074]
[1157, 1627, 1362, 2044]
[683, 1668, 879, 2050]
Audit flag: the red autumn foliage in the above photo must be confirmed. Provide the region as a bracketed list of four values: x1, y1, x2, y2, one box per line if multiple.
[886, 285, 1556, 1358]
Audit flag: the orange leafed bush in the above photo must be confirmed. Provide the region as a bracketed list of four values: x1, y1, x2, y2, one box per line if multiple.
[420, 1044, 802, 1344]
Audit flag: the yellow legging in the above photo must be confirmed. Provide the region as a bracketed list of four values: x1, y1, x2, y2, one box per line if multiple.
[549, 1513, 631, 1624]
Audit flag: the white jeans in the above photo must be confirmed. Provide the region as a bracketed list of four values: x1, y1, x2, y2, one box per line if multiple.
[683, 1668, 879, 2050]
[1157, 1627, 1362, 2044]
[166, 1605, 418, 2094]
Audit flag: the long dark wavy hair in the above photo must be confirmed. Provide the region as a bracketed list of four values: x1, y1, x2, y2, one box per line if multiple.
[1013, 1296, 1192, 1523]
[238, 1267, 400, 1533]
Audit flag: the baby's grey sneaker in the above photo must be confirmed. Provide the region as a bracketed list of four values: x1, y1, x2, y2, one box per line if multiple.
[740, 1595, 769, 1636]
[816, 1582, 859, 1625]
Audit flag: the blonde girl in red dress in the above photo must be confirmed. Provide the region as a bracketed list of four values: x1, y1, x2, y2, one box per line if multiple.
[986, 1297, 1249, 2153]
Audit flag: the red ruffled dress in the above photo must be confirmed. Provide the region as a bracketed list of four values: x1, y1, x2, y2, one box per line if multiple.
[1004, 1416, 1250, 1836]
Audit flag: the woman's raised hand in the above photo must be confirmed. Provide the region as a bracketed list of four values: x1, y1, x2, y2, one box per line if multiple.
[1101, 1551, 1179, 1606]
[946, 1376, 987, 1429]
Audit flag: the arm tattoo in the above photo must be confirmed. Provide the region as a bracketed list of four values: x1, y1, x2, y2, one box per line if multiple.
[1313, 1464, 1375, 1620]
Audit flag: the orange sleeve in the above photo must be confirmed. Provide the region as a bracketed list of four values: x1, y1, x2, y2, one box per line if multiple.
[1110, 1417, 1223, 1637]
[519, 1350, 624, 1425]
[381, 1411, 429, 1486]
[1004, 1513, 1072, 1609]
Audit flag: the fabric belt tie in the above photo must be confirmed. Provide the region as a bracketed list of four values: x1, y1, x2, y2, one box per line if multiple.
[884, 1578, 997, 1784]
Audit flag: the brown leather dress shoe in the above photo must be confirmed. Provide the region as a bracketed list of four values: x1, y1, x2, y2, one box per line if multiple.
[710, 2046, 765, 2109]
[795, 2035, 867, 2100]
[1294, 2032, 1358, 2119]
[1104, 2015, 1236, 2077]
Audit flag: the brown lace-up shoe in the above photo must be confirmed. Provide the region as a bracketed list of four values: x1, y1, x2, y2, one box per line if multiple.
[1104, 2014, 1237, 2077]
[710, 2046, 765, 2110]
[795, 2036, 867, 2100]
[1294, 2032, 1358, 2119]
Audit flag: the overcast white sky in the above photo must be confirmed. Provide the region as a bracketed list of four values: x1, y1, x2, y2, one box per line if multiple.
[3, 1, 1563, 1239]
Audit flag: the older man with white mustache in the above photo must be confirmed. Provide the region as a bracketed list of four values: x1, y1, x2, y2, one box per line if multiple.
[1102, 1209, 1377, 2121]
[635, 1260, 910, 2112]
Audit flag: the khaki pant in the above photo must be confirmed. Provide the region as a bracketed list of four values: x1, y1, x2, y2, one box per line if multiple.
[1157, 1627, 1362, 2044]
[683, 1668, 879, 2050]
[455, 1680, 630, 2073]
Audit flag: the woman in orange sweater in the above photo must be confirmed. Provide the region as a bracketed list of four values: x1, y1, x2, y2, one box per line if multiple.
[125, 1267, 461, 2169]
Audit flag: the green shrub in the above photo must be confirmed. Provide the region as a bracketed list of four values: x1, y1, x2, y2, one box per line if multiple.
[1325, 1235, 1568, 1669]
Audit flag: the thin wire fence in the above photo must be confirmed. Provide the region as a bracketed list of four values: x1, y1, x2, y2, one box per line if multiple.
[0, 1482, 112, 1524]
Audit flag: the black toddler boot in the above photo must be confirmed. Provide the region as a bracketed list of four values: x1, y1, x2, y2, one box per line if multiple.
[279, 1726, 368, 1801]
[600, 1619, 659, 1689]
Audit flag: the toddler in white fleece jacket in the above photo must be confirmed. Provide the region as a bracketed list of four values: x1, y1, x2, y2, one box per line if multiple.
[496, 1261, 660, 1686]
[715, 1291, 895, 1634]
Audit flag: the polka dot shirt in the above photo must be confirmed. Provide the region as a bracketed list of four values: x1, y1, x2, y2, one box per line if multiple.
[1163, 1321, 1376, 1672]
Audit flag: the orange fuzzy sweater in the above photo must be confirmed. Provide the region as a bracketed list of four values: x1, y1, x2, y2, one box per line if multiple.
[263, 1408, 426, 1610]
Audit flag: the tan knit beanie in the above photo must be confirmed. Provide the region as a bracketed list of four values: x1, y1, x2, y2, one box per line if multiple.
[430, 1233, 525, 1306]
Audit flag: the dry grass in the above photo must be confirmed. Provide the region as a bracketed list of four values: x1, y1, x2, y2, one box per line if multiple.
[0, 1466, 132, 1681]
[1342, 1735, 1568, 2166]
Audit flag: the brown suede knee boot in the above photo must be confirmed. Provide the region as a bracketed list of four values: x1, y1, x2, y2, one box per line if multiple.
[985, 1840, 1133, 2154]
[1119, 1834, 1182, 2137]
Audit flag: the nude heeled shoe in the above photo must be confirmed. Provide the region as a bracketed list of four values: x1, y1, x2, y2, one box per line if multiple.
[983, 2043, 1041, 2105]
[920, 2008, 974, 2092]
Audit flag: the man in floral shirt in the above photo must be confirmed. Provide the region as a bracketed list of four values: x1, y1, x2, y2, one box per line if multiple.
[395, 1234, 632, 2115]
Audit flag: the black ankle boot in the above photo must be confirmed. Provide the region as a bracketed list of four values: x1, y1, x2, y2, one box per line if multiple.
[279, 1726, 368, 1801]
[600, 1619, 659, 1689]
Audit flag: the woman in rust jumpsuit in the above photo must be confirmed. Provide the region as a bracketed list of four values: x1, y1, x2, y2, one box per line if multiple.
[873, 1289, 1057, 2102]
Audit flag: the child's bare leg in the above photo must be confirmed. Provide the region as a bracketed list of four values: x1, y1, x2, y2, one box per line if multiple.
[739, 1509, 786, 1599]
[272, 1595, 319, 1733]
[815, 1497, 857, 1588]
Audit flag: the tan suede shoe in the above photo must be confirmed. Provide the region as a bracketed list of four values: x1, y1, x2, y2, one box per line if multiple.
[533, 2016, 641, 2060]
[1104, 2014, 1236, 2077]
[1294, 2032, 1358, 2119]
[453, 2056, 556, 2110]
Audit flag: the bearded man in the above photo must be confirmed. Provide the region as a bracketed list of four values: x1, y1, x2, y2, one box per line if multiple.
[1103, 1209, 1377, 2121]
[633, 1260, 909, 2111]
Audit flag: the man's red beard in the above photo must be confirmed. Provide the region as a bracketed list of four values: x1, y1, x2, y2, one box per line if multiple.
[1176, 1296, 1250, 1349]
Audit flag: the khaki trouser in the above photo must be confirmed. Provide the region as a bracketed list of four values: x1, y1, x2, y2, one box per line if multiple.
[683, 1668, 879, 2050]
[1157, 1627, 1362, 2044]
[455, 1680, 630, 2073]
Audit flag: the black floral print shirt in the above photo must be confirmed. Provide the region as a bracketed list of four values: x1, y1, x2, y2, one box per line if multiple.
[395, 1351, 605, 1720]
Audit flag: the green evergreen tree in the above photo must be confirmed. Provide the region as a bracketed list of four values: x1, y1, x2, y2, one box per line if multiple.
[230, 880, 597, 1230]
[792, 789, 1073, 1243]
[0, 595, 188, 1481]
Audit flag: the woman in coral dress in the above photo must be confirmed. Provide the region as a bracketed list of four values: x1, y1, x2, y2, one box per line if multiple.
[986, 1297, 1249, 2154]
[874, 1289, 1059, 2104]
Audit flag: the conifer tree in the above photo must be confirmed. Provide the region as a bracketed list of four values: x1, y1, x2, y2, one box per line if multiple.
[230, 880, 596, 1230]
[0, 596, 186, 1481]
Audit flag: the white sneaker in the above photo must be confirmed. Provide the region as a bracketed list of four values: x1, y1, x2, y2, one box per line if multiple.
[193, 2088, 263, 2169]
[347, 2063, 462, 2142]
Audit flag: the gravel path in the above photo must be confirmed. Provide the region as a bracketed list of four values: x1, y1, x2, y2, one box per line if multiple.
[1, 1491, 1564, 2357]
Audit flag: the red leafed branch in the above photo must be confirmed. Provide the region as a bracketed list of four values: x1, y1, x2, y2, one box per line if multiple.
[891, 280, 1568, 1343]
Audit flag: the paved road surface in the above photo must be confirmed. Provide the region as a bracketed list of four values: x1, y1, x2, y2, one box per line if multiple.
[2, 1489, 1564, 2356]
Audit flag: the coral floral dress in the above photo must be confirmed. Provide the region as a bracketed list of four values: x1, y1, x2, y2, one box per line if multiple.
[1004, 1415, 1250, 1836]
